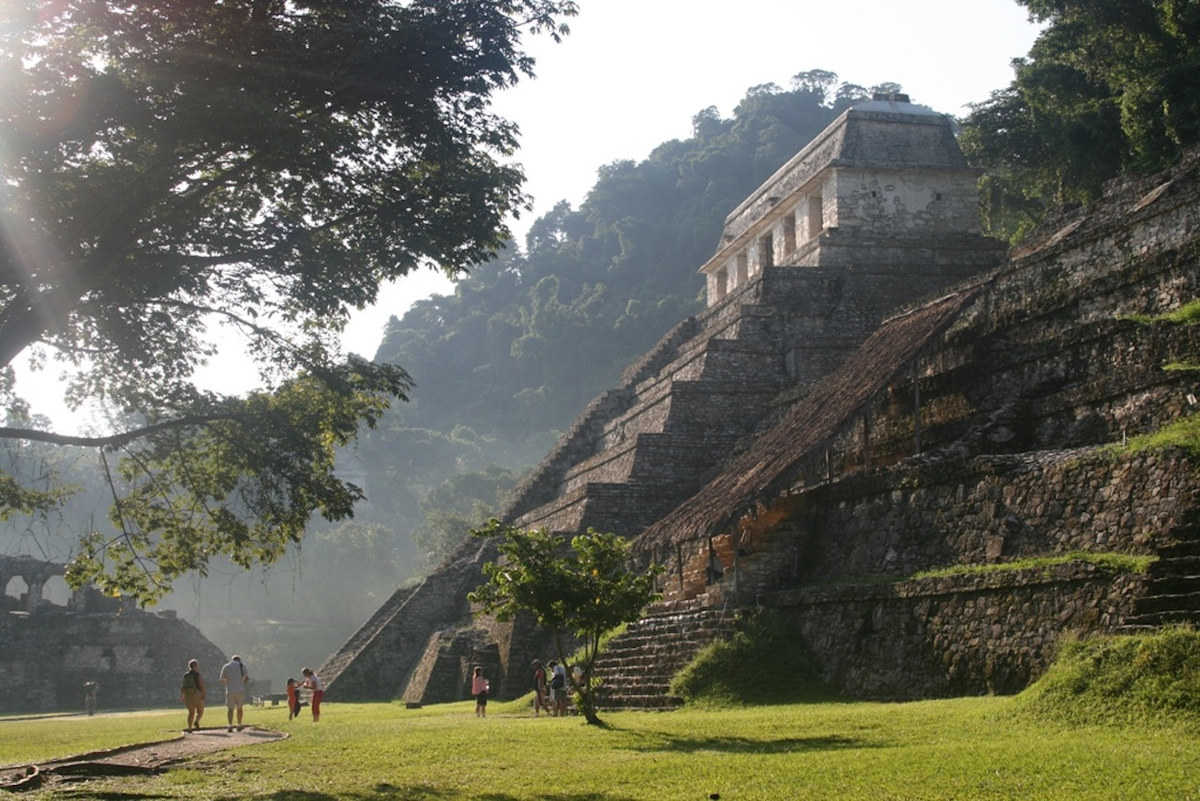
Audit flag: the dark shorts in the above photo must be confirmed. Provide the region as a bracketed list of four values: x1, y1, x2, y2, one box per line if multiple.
[475, 692, 488, 706]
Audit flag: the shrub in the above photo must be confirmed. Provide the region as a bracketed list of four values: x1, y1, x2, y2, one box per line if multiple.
[670, 610, 832, 707]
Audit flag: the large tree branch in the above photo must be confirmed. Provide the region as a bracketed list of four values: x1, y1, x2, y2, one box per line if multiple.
[0, 413, 246, 449]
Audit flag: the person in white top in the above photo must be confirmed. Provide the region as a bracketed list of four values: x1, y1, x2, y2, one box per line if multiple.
[301, 666, 325, 722]
[219, 655, 250, 732]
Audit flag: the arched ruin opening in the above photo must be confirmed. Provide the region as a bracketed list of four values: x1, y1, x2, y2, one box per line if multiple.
[5, 575, 29, 606]
[42, 574, 71, 606]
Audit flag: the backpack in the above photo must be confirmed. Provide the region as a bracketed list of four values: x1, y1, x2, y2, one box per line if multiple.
[181, 671, 197, 692]
[551, 671, 564, 690]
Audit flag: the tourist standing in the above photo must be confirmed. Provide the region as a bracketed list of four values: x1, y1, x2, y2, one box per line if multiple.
[180, 660, 206, 731]
[532, 659, 550, 717]
[83, 681, 99, 716]
[286, 677, 301, 720]
[549, 660, 568, 716]
[301, 667, 324, 722]
[219, 655, 250, 732]
[471, 666, 489, 717]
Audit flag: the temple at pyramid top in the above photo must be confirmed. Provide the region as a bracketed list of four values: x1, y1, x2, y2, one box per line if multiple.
[700, 93, 985, 306]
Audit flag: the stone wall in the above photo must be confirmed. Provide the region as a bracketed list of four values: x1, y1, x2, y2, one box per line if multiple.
[661, 448, 1194, 609]
[0, 608, 226, 714]
[320, 537, 490, 701]
[776, 564, 1143, 699]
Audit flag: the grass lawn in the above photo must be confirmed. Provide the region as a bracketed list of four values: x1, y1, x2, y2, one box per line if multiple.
[4, 695, 1200, 799]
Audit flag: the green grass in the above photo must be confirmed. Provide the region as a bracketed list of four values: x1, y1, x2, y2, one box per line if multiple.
[1015, 626, 1200, 727]
[913, 550, 1154, 579]
[1106, 411, 1200, 458]
[8, 628, 1200, 799]
[3, 692, 1200, 798]
[1119, 298, 1200, 325]
[671, 610, 833, 706]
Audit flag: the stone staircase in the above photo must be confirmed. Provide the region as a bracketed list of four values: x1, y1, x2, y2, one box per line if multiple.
[318, 585, 415, 684]
[592, 604, 740, 710]
[1121, 509, 1200, 631]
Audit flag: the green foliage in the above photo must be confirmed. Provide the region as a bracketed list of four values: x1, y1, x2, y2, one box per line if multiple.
[913, 551, 1154, 580]
[1121, 298, 1200, 325]
[961, 0, 1200, 239]
[0, 0, 577, 602]
[468, 520, 663, 724]
[1014, 627, 1200, 726]
[60, 363, 409, 604]
[670, 610, 831, 707]
[1107, 412, 1200, 459]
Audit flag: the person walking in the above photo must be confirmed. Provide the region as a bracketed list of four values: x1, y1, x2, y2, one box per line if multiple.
[219, 655, 250, 732]
[180, 660, 206, 731]
[301, 667, 324, 722]
[532, 660, 550, 717]
[471, 666, 489, 718]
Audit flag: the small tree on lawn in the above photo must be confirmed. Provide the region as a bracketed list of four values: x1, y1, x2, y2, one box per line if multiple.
[468, 519, 663, 726]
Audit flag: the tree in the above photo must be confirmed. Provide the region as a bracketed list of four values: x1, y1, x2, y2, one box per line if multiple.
[467, 520, 662, 725]
[961, 0, 1200, 239]
[0, 0, 577, 603]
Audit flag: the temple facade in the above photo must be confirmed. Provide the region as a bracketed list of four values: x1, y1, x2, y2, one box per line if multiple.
[702, 94, 986, 304]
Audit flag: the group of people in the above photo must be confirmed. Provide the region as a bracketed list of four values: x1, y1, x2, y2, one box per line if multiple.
[286, 667, 325, 722]
[531, 659, 570, 716]
[470, 659, 577, 718]
[179, 655, 324, 732]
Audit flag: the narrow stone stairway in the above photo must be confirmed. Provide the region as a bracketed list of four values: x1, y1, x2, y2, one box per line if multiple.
[1120, 509, 1200, 631]
[592, 605, 739, 711]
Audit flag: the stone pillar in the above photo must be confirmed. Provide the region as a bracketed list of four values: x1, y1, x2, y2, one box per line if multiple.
[25, 578, 44, 612]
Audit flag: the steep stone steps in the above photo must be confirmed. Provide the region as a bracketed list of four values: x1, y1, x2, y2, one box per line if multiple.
[1120, 514, 1200, 631]
[592, 606, 739, 711]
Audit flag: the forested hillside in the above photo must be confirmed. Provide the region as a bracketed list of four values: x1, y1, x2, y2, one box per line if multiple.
[357, 71, 885, 568]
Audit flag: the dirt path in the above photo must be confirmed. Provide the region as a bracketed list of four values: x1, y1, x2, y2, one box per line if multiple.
[0, 725, 286, 793]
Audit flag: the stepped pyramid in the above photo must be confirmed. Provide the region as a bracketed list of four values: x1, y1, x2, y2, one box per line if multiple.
[319, 94, 1007, 704]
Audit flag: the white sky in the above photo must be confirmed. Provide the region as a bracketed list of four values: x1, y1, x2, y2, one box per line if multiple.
[22, 0, 1043, 430]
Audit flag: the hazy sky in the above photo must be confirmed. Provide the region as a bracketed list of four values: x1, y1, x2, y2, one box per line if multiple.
[25, 0, 1045, 428]
[341, 0, 1044, 355]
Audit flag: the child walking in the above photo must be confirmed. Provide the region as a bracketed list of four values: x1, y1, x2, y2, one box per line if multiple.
[471, 666, 489, 718]
[286, 677, 301, 720]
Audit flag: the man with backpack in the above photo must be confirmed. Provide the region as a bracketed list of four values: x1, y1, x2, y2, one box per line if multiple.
[180, 659, 206, 732]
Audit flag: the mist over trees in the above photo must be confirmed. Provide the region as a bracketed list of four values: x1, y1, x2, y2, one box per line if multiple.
[362, 71, 878, 566]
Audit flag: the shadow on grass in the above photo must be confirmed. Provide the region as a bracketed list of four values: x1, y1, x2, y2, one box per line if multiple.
[619, 730, 869, 755]
[251, 788, 629, 801]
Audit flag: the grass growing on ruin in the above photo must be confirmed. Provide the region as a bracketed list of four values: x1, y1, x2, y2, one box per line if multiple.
[1109, 411, 1200, 458]
[1120, 298, 1200, 325]
[912, 549, 1153, 579]
[1015, 626, 1200, 726]
[671, 610, 832, 707]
